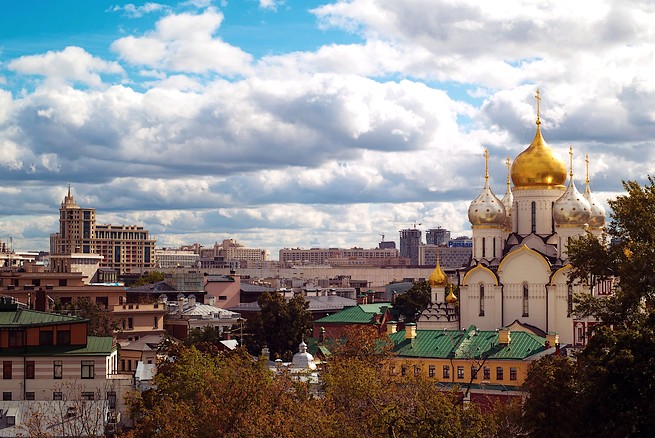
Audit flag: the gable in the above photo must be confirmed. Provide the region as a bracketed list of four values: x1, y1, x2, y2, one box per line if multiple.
[497, 245, 552, 284]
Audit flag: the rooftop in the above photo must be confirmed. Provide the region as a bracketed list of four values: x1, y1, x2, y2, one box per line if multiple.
[315, 302, 391, 324]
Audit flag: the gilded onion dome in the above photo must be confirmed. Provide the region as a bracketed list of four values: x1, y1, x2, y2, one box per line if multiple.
[500, 156, 513, 229]
[583, 154, 606, 229]
[428, 253, 448, 287]
[553, 147, 591, 226]
[468, 149, 506, 226]
[510, 90, 567, 189]
[445, 284, 458, 304]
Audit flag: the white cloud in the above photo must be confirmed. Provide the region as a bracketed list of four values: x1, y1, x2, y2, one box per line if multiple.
[259, 0, 284, 11]
[110, 2, 170, 18]
[111, 8, 253, 76]
[8, 46, 124, 87]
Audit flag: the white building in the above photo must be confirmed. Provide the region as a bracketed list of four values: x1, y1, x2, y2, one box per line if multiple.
[458, 92, 608, 346]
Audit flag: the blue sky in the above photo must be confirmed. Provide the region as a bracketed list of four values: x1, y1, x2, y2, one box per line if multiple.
[0, 0, 654, 257]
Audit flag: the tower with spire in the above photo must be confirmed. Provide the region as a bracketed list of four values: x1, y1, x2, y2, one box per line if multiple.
[457, 90, 606, 347]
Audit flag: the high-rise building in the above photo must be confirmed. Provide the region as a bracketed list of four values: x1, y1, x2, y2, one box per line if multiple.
[399, 228, 421, 266]
[426, 227, 451, 246]
[50, 187, 156, 274]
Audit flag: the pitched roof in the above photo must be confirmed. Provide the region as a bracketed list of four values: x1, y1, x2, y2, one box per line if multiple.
[315, 302, 391, 324]
[0, 306, 86, 328]
[390, 325, 546, 360]
[0, 336, 115, 357]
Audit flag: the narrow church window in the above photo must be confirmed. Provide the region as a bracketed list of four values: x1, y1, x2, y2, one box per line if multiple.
[493, 238, 496, 257]
[479, 284, 485, 316]
[567, 284, 573, 317]
[522, 284, 529, 317]
[531, 202, 536, 233]
[482, 237, 486, 258]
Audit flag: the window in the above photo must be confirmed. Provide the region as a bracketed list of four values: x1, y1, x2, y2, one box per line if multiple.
[57, 330, 71, 345]
[81, 392, 95, 401]
[121, 359, 125, 371]
[414, 366, 420, 376]
[496, 366, 504, 380]
[567, 284, 573, 317]
[218, 295, 227, 301]
[443, 365, 450, 379]
[81, 360, 94, 379]
[59, 279, 67, 286]
[522, 284, 529, 317]
[389, 365, 395, 376]
[457, 366, 465, 379]
[471, 365, 478, 379]
[26, 361, 35, 379]
[5, 416, 15, 426]
[482, 237, 486, 258]
[401, 366, 407, 377]
[40, 330, 54, 346]
[25, 392, 35, 400]
[2, 392, 11, 401]
[483, 366, 490, 380]
[510, 367, 517, 381]
[128, 318, 133, 329]
[8, 331, 23, 347]
[107, 391, 117, 409]
[428, 365, 435, 378]
[2, 361, 11, 379]
[493, 238, 496, 257]
[53, 392, 63, 401]
[54, 361, 63, 379]
[479, 284, 485, 316]
[153, 316, 159, 328]
[531, 201, 536, 233]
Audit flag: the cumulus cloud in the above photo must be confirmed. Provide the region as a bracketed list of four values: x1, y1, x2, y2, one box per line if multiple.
[8, 46, 124, 87]
[259, 0, 283, 11]
[109, 2, 170, 18]
[111, 8, 253, 76]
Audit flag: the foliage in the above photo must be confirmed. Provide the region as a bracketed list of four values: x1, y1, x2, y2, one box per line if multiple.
[247, 291, 313, 360]
[393, 280, 431, 322]
[523, 178, 655, 437]
[71, 297, 120, 337]
[183, 325, 223, 353]
[132, 271, 165, 287]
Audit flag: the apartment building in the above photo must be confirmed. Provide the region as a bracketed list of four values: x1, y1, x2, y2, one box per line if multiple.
[50, 187, 156, 274]
[279, 247, 401, 266]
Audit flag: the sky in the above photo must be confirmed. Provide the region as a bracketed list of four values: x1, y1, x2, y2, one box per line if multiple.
[1, 0, 655, 259]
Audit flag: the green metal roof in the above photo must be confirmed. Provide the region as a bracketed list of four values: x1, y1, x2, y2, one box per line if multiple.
[0, 336, 115, 357]
[315, 302, 391, 324]
[390, 325, 546, 360]
[0, 307, 85, 328]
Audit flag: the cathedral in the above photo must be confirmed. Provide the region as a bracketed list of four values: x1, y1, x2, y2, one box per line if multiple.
[421, 91, 609, 347]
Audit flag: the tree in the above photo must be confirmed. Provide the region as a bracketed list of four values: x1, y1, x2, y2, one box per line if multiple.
[70, 297, 120, 337]
[131, 271, 165, 287]
[522, 178, 655, 437]
[247, 291, 313, 360]
[394, 280, 431, 322]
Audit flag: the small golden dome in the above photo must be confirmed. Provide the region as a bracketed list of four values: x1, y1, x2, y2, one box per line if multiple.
[553, 147, 591, 226]
[468, 149, 506, 226]
[429, 256, 448, 287]
[510, 90, 567, 189]
[445, 285, 458, 304]
[583, 154, 606, 229]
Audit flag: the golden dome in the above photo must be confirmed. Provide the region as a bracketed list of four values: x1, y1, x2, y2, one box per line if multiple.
[428, 255, 448, 287]
[468, 149, 506, 226]
[445, 285, 458, 304]
[510, 90, 567, 189]
[583, 154, 606, 229]
[553, 146, 591, 226]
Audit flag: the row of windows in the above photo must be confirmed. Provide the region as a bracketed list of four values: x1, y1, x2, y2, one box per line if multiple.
[3, 390, 115, 405]
[2, 360, 94, 379]
[398, 364, 518, 381]
[476, 284, 530, 318]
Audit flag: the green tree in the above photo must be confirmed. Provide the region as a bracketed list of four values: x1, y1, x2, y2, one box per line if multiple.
[132, 271, 165, 287]
[394, 280, 431, 322]
[247, 291, 313, 360]
[523, 178, 655, 437]
[71, 297, 120, 337]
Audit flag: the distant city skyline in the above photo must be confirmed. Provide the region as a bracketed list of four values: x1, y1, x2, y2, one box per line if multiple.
[1, 1, 652, 256]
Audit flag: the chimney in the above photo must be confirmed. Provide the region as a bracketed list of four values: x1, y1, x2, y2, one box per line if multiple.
[386, 321, 397, 335]
[206, 295, 216, 307]
[188, 294, 197, 307]
[319, 326, 325, 343]
[405, 322, 417, 340]
[177, 293, 185, 315]
[498, 327, 511, 345]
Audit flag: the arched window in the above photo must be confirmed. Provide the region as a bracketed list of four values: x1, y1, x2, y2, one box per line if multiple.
[531, 202, 536, 233]
[522, 284, 529, 317]
[479, 284, 485, 316]
[482, 237, 486, 258]
[567, 284, 573, 317]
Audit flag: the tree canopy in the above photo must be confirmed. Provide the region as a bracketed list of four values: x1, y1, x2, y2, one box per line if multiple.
[246, 291, 313, 360]
[393, 280, 431, 322]
[132, 271, 165, 287]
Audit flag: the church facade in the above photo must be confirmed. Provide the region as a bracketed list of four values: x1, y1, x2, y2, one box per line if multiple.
[457, 92, 608, 346]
